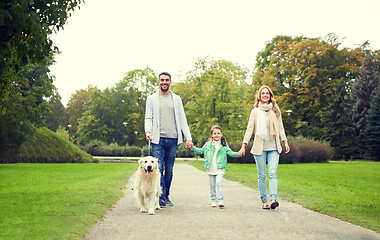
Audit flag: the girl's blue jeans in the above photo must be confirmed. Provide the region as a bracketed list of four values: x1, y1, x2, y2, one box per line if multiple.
[254, 150, 279, 203]
[209, 174, 224, 202]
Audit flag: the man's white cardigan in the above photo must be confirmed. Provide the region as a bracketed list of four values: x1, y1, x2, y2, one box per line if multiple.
[144, 91, 192, 145]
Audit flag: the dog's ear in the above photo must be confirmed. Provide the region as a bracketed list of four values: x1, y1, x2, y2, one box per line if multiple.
[138, 159, 143, 168]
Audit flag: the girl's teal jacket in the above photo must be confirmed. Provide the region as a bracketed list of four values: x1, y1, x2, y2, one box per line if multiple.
[192, 141, 239, 169]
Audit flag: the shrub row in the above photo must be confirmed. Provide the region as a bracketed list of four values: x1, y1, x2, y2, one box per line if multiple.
[80, 141, 197, 158]
[80, 142, 142, 157]
[80, 137, 333, 164]
[278, 137, 333, 163]
[226, 137, 333, 164]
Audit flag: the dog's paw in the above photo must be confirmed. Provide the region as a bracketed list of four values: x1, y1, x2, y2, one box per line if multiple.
[148, 210, 155, 215]
[139, 207, 147, 213]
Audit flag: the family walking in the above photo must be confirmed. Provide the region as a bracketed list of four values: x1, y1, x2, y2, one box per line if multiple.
[144, 72, 290, 210]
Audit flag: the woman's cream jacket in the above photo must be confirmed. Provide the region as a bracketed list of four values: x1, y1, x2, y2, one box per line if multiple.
[242, 107, 287, 155]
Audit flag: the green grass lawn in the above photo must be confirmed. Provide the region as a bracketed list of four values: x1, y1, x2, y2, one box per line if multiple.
[189, 161, 380, 233]
[0, 163, 137, 240]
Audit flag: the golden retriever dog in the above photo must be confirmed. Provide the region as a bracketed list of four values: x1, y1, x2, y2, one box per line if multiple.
[134, 156, 161, 215]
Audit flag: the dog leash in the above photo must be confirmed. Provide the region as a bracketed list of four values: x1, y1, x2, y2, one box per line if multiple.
[148, 140, 151, 156]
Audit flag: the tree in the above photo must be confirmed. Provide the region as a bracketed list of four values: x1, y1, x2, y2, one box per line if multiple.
[65, 86, 97, 142]
[45, 94, 69, 132]
[0, 0, 84, 113]
[254, 35, 307, 73]
[0, 62, 56, 157]
[253, 34, 363, 139]
[75, 68, 157, 146]
[365, 88, 380, 161]
[321, 79, 359, 160]
[173, 57, 250, 145]
[352, 51, 380, 149]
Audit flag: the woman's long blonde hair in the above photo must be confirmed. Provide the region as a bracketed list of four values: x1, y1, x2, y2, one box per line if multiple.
[254, 85, 280, 116]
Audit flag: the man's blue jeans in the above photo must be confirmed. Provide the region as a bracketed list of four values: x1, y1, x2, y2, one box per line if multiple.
[152, 137, 178, 201]
[254, 150, 280, 203]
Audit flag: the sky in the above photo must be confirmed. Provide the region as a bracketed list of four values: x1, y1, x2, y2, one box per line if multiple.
[49, 0, 380, 106]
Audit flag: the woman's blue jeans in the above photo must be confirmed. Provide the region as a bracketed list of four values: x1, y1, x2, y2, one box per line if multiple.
[152, 137, 178, 201]
[254, 150, 279, 203]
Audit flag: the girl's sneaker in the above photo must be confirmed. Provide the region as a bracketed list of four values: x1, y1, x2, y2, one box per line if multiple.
[211, 202, 217, 207]
[218, 201, 224, 208]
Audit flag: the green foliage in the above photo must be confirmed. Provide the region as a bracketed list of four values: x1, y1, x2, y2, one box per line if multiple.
[225, 137, 333, 164]
[176, 143, 196, 158]
[65, 86, 98, 142]
[55, 125, 70, 141]
[320, 79, 359, 160]
[253, 34, 363, 139]
[81, 141, 142, 157]
[75, 68, 157, 146]
[254, 35, 308, 72]
[173, 57, 250, 145]
[365, 89, 380, 161]
[279, 137, 334, 163]
[46, 95, 69, 132]
[0, 0, 84, 112]
[0, 127, 94, 163]
[352, 52, 380, 149]
[0, 163, 137, 239]
[0, 62, 57, 156]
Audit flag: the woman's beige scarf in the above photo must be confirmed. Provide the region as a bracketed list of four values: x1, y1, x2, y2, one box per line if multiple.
[257, 102, 278, 140]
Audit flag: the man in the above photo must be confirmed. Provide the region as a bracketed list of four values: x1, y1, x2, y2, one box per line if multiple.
[145, 72, 193, 207]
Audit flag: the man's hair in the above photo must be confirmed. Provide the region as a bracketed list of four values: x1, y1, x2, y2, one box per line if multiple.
[159, 72, 171, 80]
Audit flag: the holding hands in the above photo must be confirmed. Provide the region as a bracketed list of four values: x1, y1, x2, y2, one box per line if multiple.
[185, 140, 193, 149]
[238, 143, 246, 157]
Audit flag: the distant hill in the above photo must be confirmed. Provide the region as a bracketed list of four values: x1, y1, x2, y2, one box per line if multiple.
[1, 127, 95, 163]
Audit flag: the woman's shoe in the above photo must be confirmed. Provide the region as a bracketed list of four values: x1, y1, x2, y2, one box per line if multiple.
[262, 202, 270, 210]
[270, 200, 279, 209]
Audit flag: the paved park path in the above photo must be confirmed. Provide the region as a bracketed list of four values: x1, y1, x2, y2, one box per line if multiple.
[85, 163, 380, 240]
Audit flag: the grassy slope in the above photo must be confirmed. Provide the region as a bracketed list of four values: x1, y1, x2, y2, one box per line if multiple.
[189, 161, 380, 233]
[15, 127, 93, 163]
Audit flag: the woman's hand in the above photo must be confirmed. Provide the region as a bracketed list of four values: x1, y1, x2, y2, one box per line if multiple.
[238, 144, 246, 157]
[283, 140, 290, 153]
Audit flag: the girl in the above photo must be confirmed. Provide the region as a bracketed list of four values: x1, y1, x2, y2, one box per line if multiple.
[239, 85, 290, 210]
[191, 126, 240, 207]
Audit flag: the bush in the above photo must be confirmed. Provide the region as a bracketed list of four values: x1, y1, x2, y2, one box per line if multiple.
[280, 137, 333, 164]
[176, 143, 196, 158]
[142, 145, 151, 156]
[81, 142, 141, 157]
[226, 137, 333, 164]
[126, 146, 142, 157]
[227, 142, 255, 163]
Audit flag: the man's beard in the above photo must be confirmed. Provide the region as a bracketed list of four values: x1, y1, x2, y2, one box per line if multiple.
[160, 85, 169, 92]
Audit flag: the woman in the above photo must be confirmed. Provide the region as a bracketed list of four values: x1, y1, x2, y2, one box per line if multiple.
[238, 85, 290, 210]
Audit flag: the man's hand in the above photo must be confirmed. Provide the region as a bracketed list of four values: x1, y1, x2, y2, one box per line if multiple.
[145, 131, 152, 142]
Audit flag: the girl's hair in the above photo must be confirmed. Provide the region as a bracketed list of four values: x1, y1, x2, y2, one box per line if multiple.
[210, 125, 227, 146]
[254, 85, 280, 116]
